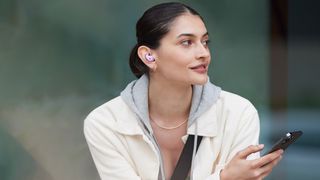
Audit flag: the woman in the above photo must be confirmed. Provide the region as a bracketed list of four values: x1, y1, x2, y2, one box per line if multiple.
[84, 2, 283, 180]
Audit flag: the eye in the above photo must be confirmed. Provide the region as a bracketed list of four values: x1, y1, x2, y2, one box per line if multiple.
[181, 40, 192, 46]
[202, 39, 211, 47]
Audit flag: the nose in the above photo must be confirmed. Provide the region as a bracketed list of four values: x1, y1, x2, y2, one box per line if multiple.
[195, 43, 210, 60]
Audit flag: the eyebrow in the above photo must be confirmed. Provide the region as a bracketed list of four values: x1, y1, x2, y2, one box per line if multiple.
[177, 32, 209, 38]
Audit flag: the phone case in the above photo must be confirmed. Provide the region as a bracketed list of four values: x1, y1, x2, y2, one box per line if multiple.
[263, 130, 303, 156]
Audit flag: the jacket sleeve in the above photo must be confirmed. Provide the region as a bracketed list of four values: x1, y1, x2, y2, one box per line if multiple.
[204, 103, 260, 180]
[84, 114, 141, 180]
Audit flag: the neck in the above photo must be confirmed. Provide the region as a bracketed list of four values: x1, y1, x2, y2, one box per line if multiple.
[148, 76, 193, 122]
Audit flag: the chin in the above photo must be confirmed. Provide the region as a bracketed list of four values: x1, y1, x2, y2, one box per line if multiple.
[191, 75, 208, 85]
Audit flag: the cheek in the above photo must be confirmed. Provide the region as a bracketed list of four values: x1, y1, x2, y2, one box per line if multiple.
[159, 46, 192, 63]
[158, 51, 191, 71]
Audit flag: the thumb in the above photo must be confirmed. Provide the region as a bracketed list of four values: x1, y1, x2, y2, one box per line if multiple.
[237, 144, 264, 159]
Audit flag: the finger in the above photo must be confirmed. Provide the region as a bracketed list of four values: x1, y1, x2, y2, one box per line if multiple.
[259, 155, 283, 178]
[237, 144, 264, 159]
[254, 149, 283, 168]
[261, 155, 282, 171]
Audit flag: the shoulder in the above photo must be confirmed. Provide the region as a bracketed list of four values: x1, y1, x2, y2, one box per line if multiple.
[210, 90, 260, 135]
[83, 96, 134, 133]
[86, 96, 124, 120]
[218, 90, 257, 115]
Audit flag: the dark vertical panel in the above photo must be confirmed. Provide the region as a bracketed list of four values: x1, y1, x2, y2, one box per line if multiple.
[270, 0, 288, 110]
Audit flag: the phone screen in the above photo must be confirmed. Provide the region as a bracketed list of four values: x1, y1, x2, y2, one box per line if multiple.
[263, 131, 303, 156]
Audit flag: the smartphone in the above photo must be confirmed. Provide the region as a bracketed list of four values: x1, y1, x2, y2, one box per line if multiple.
[263, 130, 303, 156]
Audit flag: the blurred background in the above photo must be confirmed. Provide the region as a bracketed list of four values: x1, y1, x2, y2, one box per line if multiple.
[0, 0, 319, 179]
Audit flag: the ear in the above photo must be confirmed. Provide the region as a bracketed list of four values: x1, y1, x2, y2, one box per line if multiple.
[137, 45, 157, 71]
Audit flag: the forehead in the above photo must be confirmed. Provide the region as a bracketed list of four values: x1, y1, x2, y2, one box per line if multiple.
[166, 14, 208, 38]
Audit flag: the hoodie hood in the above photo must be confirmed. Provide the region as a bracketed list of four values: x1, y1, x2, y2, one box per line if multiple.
[120, 74, 221, 134]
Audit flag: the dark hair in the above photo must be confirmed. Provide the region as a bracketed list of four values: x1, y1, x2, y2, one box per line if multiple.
[129, 2, 203, 78]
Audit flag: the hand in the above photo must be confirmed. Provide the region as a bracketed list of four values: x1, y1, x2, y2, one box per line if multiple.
[220, 144, 283, 180]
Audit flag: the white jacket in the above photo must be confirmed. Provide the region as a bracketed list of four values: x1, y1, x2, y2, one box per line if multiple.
[84, 76, 260, 180]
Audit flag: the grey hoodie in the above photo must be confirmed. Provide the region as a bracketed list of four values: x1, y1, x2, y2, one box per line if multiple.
[120, 74, 221, 180]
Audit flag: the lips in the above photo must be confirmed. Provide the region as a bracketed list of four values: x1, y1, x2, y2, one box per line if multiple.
[190, 64, 208, 74]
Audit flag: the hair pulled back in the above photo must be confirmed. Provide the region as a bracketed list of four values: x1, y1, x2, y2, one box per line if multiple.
[129, 2, 202, 78]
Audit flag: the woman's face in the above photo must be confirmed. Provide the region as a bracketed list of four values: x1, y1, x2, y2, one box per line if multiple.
[152, 13, 211, 85]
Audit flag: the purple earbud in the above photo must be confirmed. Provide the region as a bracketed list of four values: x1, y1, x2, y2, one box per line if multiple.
[145, 53, 155, 62]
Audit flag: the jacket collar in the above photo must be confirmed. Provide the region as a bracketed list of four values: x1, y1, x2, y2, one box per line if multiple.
[187, 106, 219, 137]
[113, 103, 146, 136]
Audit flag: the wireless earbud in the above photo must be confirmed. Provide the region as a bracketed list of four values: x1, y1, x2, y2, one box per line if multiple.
[145, 53, 155, 62]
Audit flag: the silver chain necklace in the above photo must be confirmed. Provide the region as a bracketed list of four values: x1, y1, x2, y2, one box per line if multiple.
[150, 118, 188, 130]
